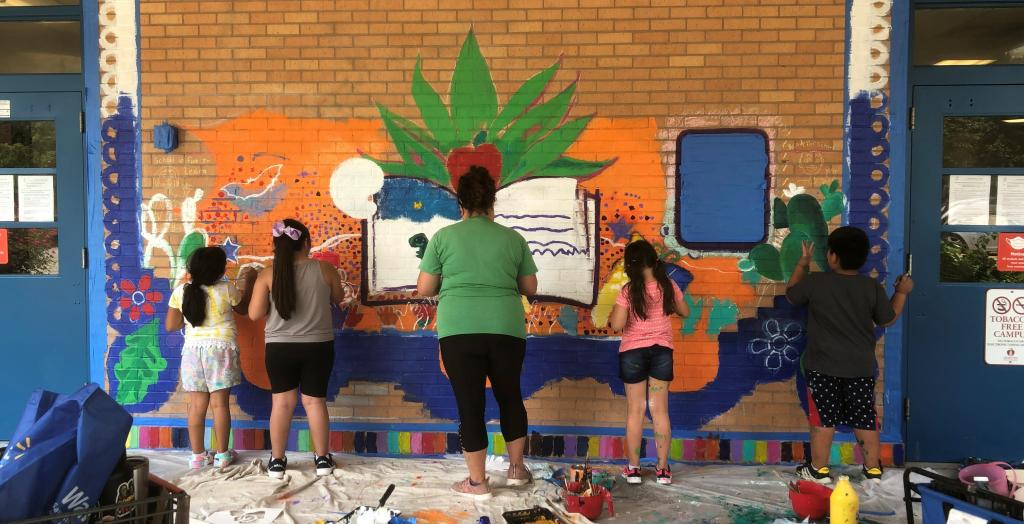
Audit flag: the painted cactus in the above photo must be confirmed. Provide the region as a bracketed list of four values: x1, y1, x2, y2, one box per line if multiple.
[362, 30, 615, 188]
[749, 193, 830, 281]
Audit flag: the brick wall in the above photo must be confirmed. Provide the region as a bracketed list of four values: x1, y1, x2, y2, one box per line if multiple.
[96, 0, 895, 445]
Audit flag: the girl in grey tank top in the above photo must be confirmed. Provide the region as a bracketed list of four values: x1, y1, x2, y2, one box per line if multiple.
[265, 259, 333, 343]
[247, 219, 344, 479]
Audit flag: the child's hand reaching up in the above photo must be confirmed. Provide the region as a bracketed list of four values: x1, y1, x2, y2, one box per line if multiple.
[895, 274, 914, 295]
[799, 241, 814, 266]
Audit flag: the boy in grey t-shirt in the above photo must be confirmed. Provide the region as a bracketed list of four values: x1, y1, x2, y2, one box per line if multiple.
[786, 226, 913, 484]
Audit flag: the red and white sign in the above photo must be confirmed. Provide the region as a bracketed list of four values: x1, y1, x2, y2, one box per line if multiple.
[997, 233, 1024, 272]
[0, 228, 7, 265]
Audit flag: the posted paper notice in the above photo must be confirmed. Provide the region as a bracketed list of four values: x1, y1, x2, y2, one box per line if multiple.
[17, 176, 55, 222]
[947, 175, 990, 225]
[0, 176, 13, 222]
[996, 176, 1024, 226]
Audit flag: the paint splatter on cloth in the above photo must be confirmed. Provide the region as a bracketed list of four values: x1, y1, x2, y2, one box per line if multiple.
[143, 452, 909, 524]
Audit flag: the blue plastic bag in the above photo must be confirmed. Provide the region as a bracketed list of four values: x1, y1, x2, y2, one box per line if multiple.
[0, 384, 133, 522]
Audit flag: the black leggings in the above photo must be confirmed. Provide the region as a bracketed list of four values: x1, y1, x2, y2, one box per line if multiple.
[439, 334, 528, 453]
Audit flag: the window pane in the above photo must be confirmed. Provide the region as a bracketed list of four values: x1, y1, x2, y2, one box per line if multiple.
[676, 131, 769, 247]
[915, 7, 1024, 66]
[0, 1, 78, 6]
[0, 21, 81, 74]
[941, 232, 1024, 283]
[944, 117, 1024, 168]
[0, 228, 58, 275]
[0, 121, 57, 168]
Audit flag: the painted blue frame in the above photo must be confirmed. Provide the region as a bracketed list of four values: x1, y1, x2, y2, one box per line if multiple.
[82, 0, 104, 386]
[840, 0, 909, 445]
[885, 0, 911, 446]
[673, 129, 771, 251]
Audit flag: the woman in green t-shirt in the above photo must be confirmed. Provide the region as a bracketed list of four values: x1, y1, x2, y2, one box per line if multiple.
[417, 166, 539, 500]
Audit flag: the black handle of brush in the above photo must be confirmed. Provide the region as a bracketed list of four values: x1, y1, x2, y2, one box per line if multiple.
[378, 484, 396, 508]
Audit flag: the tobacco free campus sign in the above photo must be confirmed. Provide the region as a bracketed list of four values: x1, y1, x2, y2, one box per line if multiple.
[986, 288, 1024, 365]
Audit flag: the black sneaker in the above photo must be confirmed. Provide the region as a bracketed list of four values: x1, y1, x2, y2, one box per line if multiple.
[315, 453, 335, 476]
[795, 462, 832, 484]
[267, 456, 287, 479]
[863, 465, 884, 481]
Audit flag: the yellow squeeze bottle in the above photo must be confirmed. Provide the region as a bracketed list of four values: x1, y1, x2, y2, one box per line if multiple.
[830, 475, 859, 523]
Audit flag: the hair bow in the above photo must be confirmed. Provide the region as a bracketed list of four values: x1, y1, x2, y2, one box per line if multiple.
[272, 221, 301, 240]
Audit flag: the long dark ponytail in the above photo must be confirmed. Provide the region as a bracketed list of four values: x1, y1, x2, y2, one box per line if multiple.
[623, 240, 674, 320]
[271, 218, 310, 320]
[182, 246, 228, 327]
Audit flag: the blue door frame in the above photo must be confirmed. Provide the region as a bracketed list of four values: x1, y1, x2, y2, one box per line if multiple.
[906, 84, 1024, 461]
[0, 91, 87, 437]
[0, 2, 105, 434]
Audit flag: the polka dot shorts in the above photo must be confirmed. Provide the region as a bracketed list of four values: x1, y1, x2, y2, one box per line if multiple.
[805, 369, 879, 430]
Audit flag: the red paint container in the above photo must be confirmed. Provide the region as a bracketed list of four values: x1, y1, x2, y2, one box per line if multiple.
[789, 480, 833, 520]
[564, 482, 614, 521]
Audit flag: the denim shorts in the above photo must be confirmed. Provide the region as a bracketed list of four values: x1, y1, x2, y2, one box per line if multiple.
[619, 345, 674, 384]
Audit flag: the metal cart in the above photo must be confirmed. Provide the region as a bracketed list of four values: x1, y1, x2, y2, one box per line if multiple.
[904, 466, 1024, 523]
[9, 474, 189, 524]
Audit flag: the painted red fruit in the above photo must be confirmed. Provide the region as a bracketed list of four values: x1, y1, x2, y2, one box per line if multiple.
[446, 143, 502, 189]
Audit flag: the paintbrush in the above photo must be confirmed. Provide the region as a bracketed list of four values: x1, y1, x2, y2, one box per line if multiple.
[275, 476, 320, 500]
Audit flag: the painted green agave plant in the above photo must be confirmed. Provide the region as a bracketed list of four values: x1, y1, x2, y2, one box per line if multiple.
[363, 30, 615, 189]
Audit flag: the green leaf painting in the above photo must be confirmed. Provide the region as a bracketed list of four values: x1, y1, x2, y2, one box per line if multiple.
[114, 319, 167, 405]
[490, 59, 560, 134]
[178, 231, 206, 275]
[369, 30, 614, 188]
[449, 30, 498, 144]
[412, 57, 458, 154]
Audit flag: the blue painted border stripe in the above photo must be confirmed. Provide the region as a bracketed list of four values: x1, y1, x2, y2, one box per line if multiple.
[82, 0, 106, 386]
[884, 0, 910, 446]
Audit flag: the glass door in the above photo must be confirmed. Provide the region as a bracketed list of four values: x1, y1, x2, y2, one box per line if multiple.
[906, 85, 1024, 461]
[0, 92, 86, 437]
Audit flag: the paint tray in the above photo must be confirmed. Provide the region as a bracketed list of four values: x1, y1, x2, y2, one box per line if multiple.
[502, 506, 566, 524]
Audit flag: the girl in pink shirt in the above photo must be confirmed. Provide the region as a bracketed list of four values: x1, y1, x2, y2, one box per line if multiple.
[609, 240, 689, 485]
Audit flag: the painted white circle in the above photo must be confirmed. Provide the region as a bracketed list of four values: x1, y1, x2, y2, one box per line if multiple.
[329, 157, 385, 219]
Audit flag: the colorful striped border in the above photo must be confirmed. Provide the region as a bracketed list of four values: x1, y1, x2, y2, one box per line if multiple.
[126, 426, 904, 466]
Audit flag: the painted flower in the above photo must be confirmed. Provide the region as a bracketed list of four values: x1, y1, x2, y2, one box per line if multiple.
[118, 274, 164, 323]
[748, 319, 803, 371]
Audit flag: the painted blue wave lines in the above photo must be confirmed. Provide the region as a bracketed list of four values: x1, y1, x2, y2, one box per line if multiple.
[528, 240, 579, 248]
[511, 226, 574, 233]
[531, 248, 588, 257]
[496, 213, 572, 220]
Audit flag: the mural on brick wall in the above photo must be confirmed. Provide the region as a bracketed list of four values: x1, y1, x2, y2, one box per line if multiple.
[100, 14, 898, 435]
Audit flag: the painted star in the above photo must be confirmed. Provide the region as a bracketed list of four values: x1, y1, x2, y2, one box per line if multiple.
[222, 237, 241, 262]
[608, 217, 633, 242]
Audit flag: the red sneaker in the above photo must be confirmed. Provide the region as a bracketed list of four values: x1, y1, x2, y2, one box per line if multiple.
[656, 465, 672, 485]
[621, 465, 642, 485]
